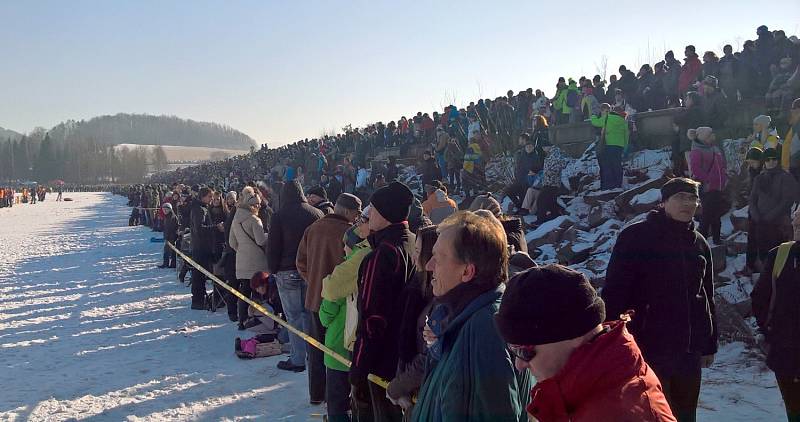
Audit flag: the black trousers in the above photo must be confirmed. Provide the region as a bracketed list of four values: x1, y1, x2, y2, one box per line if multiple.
[536, 186, 560, 222]
[599, 145, 624, 190]
[776, 375, 800, 421]
[309, 311, 326, 403]
[190, 252, 212, 307]
[162, 242, 176, 267]
[699, 190, 726, 243]
[652, 354, 702, 422]
[505, 180, 528, 208]
[752, 220, 790, 268]
[236, 278, 252, 322]
[326, 368, 351, 420]
[368, 381, 403, 422]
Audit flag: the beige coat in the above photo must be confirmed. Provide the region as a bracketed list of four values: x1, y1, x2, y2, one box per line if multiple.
[229, 206, 268, 280]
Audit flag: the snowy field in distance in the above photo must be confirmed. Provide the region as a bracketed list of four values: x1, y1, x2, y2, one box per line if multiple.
[0, 192, 786, 421]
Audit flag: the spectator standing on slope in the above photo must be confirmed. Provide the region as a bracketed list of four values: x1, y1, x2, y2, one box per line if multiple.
[748, 148, 798, 272]
[751, 209, 800, 422]
[688, 126, 728, 245]
[603, 178, 717, 422]
[591, 103, 629, 190]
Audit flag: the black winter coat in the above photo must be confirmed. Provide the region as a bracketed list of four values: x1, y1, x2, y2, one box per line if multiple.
[163, 211, 179, 243]
[267, 181, 323, 273]
[673, 105, 705, 153]
[749, 167, 798, 224]
[190, 199, 216, 256]
[178, 203, 191, 231]
[603, 209, 718, 367]
[514, 149, 544, 182]
[702, 91, 727, 130]
[351, 223, 417, 381]
[752, 242, 800, 376]
[420, 158, 440, 185]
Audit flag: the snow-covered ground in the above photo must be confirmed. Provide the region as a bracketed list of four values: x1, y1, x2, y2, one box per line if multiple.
[0, 193, 318, 421]
[0, 192, 787, 421]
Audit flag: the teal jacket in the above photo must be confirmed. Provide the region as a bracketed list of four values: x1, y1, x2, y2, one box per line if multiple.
[591, 112, 629, 148]
[411, 286, 529, 422]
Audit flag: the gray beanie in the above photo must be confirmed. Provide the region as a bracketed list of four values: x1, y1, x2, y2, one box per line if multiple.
[753, 115, 771, 128]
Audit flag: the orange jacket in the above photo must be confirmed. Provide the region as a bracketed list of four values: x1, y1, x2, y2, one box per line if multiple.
[421, 191, 457, 216]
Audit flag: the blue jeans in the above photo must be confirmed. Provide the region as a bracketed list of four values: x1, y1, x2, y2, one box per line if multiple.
[276, 270, 309, 366]
[436, 153, 447, 181]
[599, 145, 624, 190]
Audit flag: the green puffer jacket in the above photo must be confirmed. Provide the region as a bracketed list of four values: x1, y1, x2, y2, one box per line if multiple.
[411, 286, 529, 422]
[553, 87, 568, 114]
[591, 112, 630, 148]
[319, 239, 371, 371]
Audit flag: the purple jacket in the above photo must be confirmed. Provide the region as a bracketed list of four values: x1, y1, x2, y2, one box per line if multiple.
[689, 142, 727, 192]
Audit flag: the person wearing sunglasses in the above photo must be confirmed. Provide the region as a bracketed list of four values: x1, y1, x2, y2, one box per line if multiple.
[495, 264, 675, 421]
[749, 148, 799, 273]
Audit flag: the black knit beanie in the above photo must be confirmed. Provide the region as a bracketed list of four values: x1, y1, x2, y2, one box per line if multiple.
[495, 264, 605, 345]
[307, 185, 328, 200]
[660, 177, 699, 202]
[370, 181, 414, 224]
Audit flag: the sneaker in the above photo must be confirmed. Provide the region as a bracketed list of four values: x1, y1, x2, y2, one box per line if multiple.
[237, 322, 246, 331]
[277, 359, 306, 372]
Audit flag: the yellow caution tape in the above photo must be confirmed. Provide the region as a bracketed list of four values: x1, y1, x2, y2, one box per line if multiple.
[167, 241, 390, 390]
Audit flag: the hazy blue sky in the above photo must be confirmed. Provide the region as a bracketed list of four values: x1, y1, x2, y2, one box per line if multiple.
[0, 1, 798, 147]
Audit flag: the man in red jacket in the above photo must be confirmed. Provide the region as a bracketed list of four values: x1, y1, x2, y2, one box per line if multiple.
[678, 45, 703, 95]
[495, 264, 676, 422]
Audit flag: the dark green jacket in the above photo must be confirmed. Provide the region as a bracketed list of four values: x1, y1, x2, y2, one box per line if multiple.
[411, 285, 528, 422]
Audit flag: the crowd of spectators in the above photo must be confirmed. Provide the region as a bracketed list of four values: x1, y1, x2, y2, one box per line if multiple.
[151, 25, 799, 206]
[114, 26, 800, 422]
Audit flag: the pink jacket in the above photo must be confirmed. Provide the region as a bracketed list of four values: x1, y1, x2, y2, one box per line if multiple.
[689, 143, 727, 192]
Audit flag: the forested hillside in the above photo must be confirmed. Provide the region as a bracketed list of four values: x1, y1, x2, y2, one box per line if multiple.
[0, 126, 22, 141]
[47, 113, 256, 150]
